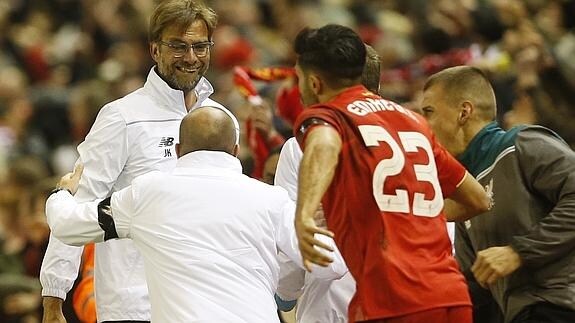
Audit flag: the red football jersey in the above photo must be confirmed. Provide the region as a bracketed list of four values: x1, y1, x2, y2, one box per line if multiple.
[294, 85, 471, 322]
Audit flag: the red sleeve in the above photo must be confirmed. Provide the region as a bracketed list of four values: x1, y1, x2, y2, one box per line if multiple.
[293, 105, 343, 150]
[432, 134, 467, 198]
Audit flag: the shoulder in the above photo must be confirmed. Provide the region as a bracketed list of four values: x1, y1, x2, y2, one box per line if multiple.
[516, 125, 567, 145]
[88, 87, 161, 132]
[112, 87, 171, 124]
[294, 104, 341, 133]
[514, 125, 574, 166]
[515, 125, 571, 156]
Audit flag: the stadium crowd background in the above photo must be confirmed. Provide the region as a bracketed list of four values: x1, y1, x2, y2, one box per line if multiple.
[0, 0, 573, 322]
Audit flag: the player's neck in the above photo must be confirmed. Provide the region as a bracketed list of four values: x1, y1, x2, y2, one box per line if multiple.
[317, 86, 350, 104]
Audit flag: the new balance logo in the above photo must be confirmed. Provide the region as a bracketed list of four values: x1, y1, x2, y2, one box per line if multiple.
[158, 137, 174, 147]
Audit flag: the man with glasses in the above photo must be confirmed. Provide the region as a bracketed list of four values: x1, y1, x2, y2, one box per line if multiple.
[40, 1, 228, 322]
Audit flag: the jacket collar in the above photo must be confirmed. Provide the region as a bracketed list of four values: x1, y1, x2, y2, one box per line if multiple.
[458, 121, 524, 177]
[143, 67, 215, 114]
[174, 151, 242, 175]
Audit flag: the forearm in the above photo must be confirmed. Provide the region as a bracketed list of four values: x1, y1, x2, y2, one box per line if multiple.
[42, 296, 66, 321]
[295, 128, 341, 223]
[40, 234, 83, 300]
[509, 199, 575, 268]
[46, 191, 104, 246]
[443, 199, 470, 222]
[43, 296, 63, 309]
[444, 172, 491, 221]
[444, 199, 486, 222]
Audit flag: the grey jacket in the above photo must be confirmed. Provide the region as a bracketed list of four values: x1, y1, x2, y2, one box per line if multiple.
[455, 122, 575, 322]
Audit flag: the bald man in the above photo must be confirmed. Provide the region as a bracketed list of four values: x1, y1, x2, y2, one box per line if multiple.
[421, 66, 575, 323]
[44, 106, 346, 323]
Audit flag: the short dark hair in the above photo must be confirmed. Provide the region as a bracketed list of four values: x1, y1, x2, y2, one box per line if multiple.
[424, 65, 496, 121]
[149, 0, 218, 43]
[295, 24, 366, 88]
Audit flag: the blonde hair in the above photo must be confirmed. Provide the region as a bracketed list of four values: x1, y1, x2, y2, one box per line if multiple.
[149, 0, 217, 42]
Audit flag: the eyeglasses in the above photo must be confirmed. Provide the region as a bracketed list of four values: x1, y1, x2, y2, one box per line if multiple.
[158, 40, 214, 58]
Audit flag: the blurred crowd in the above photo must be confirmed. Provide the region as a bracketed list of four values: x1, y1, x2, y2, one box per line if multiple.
[0, 0, 573, 322]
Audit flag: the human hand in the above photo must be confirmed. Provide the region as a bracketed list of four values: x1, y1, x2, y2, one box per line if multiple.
[471, 246, 522, 288]
[56, 164, 84, 195]
[42, 297, 67, 323]
[295, 215, 335, 272]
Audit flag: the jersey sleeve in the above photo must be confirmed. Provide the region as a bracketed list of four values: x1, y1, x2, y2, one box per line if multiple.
[431, 134, 467, 198]
[274, 137, 302, 201]
[45, 190, 104, 246]
[293, 106, 343, 150]
[75, 103, 129, 202]
[276, 252, 305, 301]
[41, 103, 128, 300]
[110, 178, 140, 239]
[274, 138, 306, 300]
[510, 127, 575, 268]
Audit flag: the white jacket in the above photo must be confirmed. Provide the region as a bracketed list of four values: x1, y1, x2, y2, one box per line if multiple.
[275, 137, 356, 323]
[46, 151, 347, 323]
[40, 67, 224, 321]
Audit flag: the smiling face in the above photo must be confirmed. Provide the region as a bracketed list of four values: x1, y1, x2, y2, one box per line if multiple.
[150, 19, 210, 92]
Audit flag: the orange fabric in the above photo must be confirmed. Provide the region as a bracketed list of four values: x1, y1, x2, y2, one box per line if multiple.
[72, 243, 97, 323]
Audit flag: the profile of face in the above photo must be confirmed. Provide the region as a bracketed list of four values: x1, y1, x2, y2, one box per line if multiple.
[151, 19, 211, 92]
[295, 63, 319, 107]
[420, 84, 462, 155]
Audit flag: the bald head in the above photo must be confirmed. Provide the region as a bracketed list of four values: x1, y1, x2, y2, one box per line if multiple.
[178, 106, 238, 157]
[424, 66, 496, 121]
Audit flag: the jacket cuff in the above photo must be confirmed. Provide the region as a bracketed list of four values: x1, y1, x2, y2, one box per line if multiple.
[41, 288, 68, 301]
[508, 239, 530, 267]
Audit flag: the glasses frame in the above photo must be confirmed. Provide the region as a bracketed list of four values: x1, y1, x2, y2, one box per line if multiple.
[157, 40, 214, 58]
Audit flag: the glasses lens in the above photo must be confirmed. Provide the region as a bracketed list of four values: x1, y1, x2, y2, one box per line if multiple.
[193, 44, 210, 57]
[167, 43, 187, 57]
[162, 41, 211, 57]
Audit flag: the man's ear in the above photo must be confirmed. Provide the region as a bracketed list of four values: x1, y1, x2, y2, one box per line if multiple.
[175, 143, 181, 158]
[459, 101, 474, 125]
[150, 42, 160, 63]
[232, 144, 240, 157]
[309, 74, 322, 96]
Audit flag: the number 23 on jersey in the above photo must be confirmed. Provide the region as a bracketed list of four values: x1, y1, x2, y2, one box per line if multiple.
[359, 125, 443, 218]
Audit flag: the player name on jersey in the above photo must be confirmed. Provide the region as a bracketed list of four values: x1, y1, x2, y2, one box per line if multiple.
[347, 97, 416, 121]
